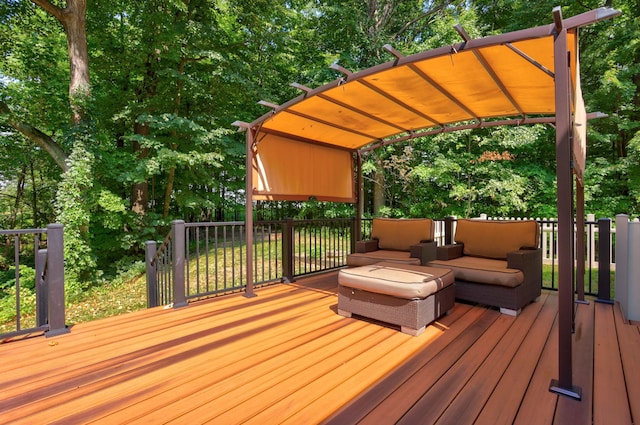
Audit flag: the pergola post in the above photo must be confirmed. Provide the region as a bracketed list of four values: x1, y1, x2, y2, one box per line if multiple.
[576, 179, 587, 303]
[549, 6, 581, 400]
[244, 128, 256, 298]
[355, 152, 363, 243]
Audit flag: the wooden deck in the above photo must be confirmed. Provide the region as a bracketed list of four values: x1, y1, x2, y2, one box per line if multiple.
[1, 271, 638, 424]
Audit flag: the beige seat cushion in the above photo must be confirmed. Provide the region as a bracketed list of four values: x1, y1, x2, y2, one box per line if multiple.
[428, 256, 523, 288]
[338, 262, 454, 300]
[372, 218, 434, 251]
[346, 250, 420, 267]
[455, 219, 539, 260]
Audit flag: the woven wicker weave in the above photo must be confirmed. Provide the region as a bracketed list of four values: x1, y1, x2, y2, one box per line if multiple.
[337, 282, 455, 336]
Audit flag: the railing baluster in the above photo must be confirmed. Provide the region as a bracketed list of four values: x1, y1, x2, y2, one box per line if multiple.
[223, 225, 228, 290]
[214, 226, 219, 292]
[141, 216, 615, 309]
[205, 226, 210, 294]
[195, 227, 200, 296]
[14, 235, 20, 331]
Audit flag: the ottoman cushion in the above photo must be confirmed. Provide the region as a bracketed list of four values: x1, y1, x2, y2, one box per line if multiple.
[338, 262, 454, 300]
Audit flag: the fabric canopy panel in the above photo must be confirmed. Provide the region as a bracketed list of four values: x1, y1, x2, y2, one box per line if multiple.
[241, 8, 618, 201]
[255, 33, 575, 152]
[252, 133, 355, 202]
[573, 50, 587, 184]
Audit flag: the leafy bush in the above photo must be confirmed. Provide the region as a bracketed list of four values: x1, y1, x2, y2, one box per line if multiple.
[55, 141, 98, 287]
[0, 266, 38, 324]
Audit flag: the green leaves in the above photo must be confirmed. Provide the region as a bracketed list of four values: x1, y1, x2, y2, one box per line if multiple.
[0, 0, 637, 295]
[55, 142, 98, 285]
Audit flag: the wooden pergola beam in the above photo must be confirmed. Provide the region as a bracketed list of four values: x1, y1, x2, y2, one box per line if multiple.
[550, 5, 580, 400]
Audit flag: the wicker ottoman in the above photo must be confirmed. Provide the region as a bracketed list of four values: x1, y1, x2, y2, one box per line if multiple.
[337, 262, 455, 336]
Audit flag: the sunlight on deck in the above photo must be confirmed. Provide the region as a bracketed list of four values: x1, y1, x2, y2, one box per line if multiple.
[0, 271, 637, 424]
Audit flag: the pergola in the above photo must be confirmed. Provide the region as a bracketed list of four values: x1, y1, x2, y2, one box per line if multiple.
[234, 6, 620, 401]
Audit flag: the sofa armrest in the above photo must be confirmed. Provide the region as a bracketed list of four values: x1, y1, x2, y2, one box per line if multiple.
[355, 239, 379, 253]
[507, 248, 543, 305]
[436, 244, 464, 260]
[507, 248, 542, 285]
[507, 248, 541, 271]
[410, 241, 437, 265]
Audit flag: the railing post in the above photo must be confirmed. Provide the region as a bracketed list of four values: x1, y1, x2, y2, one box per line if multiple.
[45, 223, 69, 337]
[350, 217, 357, 254]
[172, 220, 188, 308]
[282, 218, 294, 283]
[35, 248, 48, 327]
[145, 241, 158, 308]
[615, 214, 629, 316]
[445, 216, 455, 245]
[596, 218, 613, 303]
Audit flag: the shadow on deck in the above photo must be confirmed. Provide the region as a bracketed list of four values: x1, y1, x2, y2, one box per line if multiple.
[0, 271, 637, 424]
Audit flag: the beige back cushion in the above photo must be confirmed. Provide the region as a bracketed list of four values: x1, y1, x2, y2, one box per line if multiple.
[371, 218, 434, 251]
[454, 219, 540, 259]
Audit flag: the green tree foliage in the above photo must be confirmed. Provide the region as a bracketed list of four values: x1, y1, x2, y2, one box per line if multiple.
[472, 0, 640, 218]
[56, 139, 98, 288]
[0, 0, 637, 295]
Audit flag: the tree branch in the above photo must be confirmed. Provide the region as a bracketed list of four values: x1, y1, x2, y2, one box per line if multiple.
[0, 101, 69, 172]
[393, 1, 452, 40]
[31, 0, 65, 22]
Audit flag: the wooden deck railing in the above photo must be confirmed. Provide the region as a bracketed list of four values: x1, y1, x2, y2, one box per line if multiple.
[0, 216, 621, 339]
[0, 224, 67, 339]
[145, 218, 355, 307]
[145, 217, 615, 308]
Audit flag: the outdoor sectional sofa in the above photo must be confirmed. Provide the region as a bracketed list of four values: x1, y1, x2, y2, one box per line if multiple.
[346, 218, 436, 267]
[338, 217, 542, 336]
[427, 219, 542, 316]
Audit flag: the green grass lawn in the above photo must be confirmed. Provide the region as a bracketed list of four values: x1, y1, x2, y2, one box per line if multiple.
[64, 272, 147, 325]
[2, 259, 618, 336]
[542, 264, 616, 299]
[0, 264, 147, 334]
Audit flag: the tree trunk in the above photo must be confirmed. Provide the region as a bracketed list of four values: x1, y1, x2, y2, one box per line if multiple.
[131, 122, 150, 215]
[163, 54, 186, 218]
[162, 164, 175, 218]
[30, 161, 40, 228]
[0, 101, 69, 171]
[33, 0, 90, 124]
[8, 0, 91, 172]
[10, 167, 26, 230]
[373, 157, 385, 215]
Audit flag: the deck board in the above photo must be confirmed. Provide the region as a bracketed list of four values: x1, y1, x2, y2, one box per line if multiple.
[510, 307, 559, 425]
[473, 293, 558, 425]
[614, 303, 640, 424]
[99, 313, 352, 424]
[594, 301, 633, 425]
[397, 312, 514, 424]
[554, 301, 594, 425]
[0, 271, 635, 424]
[434, 292, 549, 425]
[324, 303, 489, 424]
[289, 303, 475, 424]
[9, 283, 346, 423]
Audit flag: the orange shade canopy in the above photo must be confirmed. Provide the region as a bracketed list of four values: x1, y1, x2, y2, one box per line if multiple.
[236, 7, 618, 202]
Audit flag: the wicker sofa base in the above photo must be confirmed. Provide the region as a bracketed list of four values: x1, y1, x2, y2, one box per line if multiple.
[454, 279, 540, 316]
[337, 283, 455, 336]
